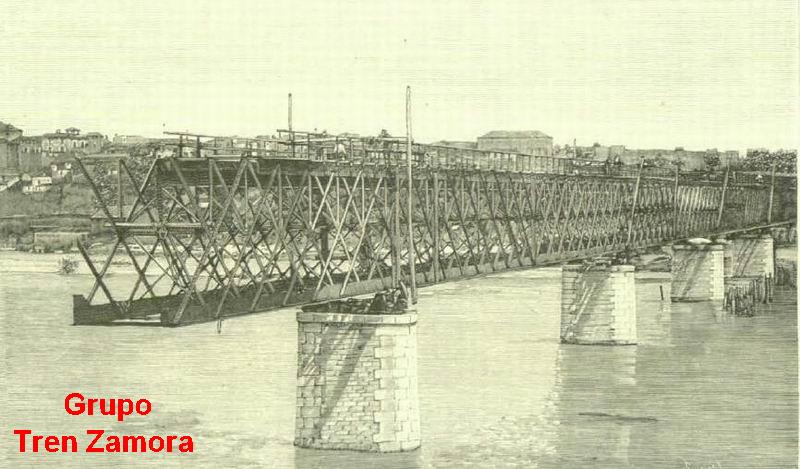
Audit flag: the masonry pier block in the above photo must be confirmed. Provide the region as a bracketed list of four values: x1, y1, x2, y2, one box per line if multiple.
[729, 234, 774, 278]
[294, 310, 420, 452]
[561, 265, 637, 345]
[671, 244, 724, 302]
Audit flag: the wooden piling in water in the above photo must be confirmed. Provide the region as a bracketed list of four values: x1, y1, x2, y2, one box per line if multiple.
[724, 273, 775, 316]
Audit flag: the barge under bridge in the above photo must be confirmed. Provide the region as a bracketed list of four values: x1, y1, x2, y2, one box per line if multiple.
[72, 133, 796, 326]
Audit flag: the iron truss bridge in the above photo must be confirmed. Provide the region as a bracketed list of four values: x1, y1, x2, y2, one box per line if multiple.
[72, 133, 796, 326]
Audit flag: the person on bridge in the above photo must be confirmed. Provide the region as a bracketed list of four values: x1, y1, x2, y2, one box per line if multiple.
[335, 141, 348, 160]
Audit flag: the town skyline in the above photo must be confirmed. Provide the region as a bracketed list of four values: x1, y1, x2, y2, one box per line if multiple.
[1, 120, 788, 160]
[0, 119, 793, 156]
[1, 0, 797, 156]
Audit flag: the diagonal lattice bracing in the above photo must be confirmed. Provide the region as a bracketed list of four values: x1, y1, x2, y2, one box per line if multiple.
[73, 143, 795, 326]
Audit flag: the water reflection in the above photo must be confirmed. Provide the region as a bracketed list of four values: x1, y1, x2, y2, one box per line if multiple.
[636, 276, 673, 347]
[543, 344, 641, 468]
[415, 270, 564, 468]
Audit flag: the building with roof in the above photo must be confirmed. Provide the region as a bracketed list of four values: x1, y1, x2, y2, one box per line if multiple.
[0, 122, 22, 141]
[0, 121, 23, 172]
[41, 128, 107, 157]
[50, 161, 73, 181]
[2, 125, 109, 174]
[18, 136, 44, 172]
[22, 175, 53, 193]
[477, 130, 553, 156]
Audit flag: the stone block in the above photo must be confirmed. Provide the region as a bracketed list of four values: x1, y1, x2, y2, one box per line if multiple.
[378, 441, 402, 452]
[401, 439, 421, 451]
[294, 310, 420, 452]
[300, 406, 321, 418]
[671, 243, 724, 302]
[728, 235, 774, 278]
[560, 264, 637, 345]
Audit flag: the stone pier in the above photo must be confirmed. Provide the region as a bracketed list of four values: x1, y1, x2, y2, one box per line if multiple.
[294, 310, 420, 452]
[561, 264, 637, 345]
[728, 234, 774, 278]
[670, 243, 725, 302]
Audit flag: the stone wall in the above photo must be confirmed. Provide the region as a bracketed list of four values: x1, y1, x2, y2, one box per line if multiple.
[33, 231, 88, 251]
[561, 265, 637, 345]
[295, 311, 420, 452]
[0, 140, 19, 172]
[671, 244, 724, 302]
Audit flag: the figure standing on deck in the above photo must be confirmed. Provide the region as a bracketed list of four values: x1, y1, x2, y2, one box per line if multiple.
[335, 140, 348, 160]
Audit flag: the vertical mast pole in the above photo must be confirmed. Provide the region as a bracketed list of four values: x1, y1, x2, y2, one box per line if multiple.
[767, 162, 776, 224]
[672, 166, 680, 238]
[716, 166, 730, 228]
[117, 158, 123, 219]
[625, 157, 645, 250]
[406, 86, 417, 303]
[288, 93, 294, 159]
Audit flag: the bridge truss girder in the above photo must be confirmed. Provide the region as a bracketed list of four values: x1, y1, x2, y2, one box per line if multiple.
[73, 156, 791, 326]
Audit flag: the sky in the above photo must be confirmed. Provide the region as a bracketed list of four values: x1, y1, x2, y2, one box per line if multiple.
[0, 0, 797, 153]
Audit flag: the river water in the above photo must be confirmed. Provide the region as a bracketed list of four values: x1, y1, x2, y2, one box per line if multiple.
[1, 252, 797, 468]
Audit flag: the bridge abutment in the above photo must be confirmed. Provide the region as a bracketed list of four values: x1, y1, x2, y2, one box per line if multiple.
[561, 265, 637, 345]
[670, 244, 725, 302]
[294, 310, 421, 452]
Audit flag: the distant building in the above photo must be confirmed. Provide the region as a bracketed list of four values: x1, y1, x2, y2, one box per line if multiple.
[0, 122, 23, 140]
[40, 129, 107, 166]
[50, 161, 73, 180]
[22, 175, 53, 193]
[0, 121, 23, 172]
[477, 130, 553, 156]
[18, 136, 43, 172]
[0, 126, 105, 175]
[112, 134, 149, 146]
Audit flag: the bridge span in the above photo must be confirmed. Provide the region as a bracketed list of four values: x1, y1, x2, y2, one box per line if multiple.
[71, 132, 796, 327]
